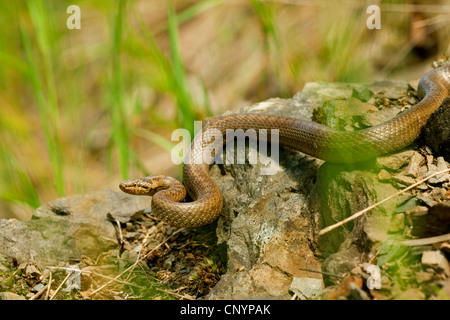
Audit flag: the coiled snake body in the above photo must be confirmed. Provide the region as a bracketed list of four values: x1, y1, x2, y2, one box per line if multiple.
[120, 63, 450, 227]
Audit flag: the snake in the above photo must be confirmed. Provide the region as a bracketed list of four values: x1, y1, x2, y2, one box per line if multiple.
[120, 61, 450, 228]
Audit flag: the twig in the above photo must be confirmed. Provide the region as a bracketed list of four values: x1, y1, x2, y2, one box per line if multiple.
[44, 271, 52, 300]
[298, 267, 343, 279]
[402, 232, 450, 246]
[155, 287, 195, 300]
[319, 168, 450, 235]
[125, 249, 141, 281]
[48, 266, 145, 288]
[49, 271, 72, 300]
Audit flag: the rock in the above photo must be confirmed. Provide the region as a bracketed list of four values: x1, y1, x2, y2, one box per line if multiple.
[290, 277, 323, 300]
[322, 246, 364, 281]
[377, 169, 391, 181]
[1, 78, 444, 300]
[31, 283, 46, 293]
[25, 265, 41, 278]
[376, 150, 415, 171]
[415, 196, 438, 208]
[422, 98, 450, 159]
[0, 190, 152, 267]
[207, 79, 412, 299]
[163, 254, 176, 269]
[421, 251, 450, 277]
[402, 152, 425, 178]
[0, 292, 26, 300]
[436, 157, 449, 171]
[392, 174, 416, 186]
[426, 155, 437, 172]
[207, 91, 326, 299]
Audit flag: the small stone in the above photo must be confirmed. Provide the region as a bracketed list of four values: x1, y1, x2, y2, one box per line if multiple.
[376, 150, 415, 171]
[31, 283, 46, 293]
[432, 188, 448, 199]
[392, 174, 416, 186]
[426, 155, 437, 172]
[163, 254, 176, 269]
[0, 292, 26, 300]
[25, 265, 41, 278]
[426, 172, 450, 184]
[403, 152, 425, 178]
[421, 251, 450, 277]
[416, 183, 429, 191]
[418, 165, 429, 179]
[124, 232, 140, 241]
[436, 157, 449, 171]
[416, 196, 438, 208]
[290, 277, 323, 300]
[377, 169, 391, 181]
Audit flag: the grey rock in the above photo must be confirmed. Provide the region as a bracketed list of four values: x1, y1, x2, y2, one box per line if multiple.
[208, 80, 415, 299]
[421, 251, 450, 277]
[290, 277, 323, 300]
[31, 283, 46, 293]
[0, 292, 26, 300]
[377, 169, 391, 181]
[163, 254, 176, 269]
[392, 174, 416, 186]
[0, 190, 151, 267]
[208, 92, 325, 299]
[436, 157, 449, 171]
[416, 196, 438, 208]
[402, 152, 425, 178]
[376, 150, 415, 171]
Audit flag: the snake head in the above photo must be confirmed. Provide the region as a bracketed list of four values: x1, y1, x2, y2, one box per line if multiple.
[119, 175, 167, 196]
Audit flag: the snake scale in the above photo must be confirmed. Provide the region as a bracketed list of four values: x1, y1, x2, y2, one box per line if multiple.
[120, 62, 450, 228]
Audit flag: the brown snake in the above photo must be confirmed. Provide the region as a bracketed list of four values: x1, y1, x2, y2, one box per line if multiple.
[120, 62, 450, 228]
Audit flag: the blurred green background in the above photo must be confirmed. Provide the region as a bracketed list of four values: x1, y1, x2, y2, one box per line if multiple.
[0, 0, 448, 220]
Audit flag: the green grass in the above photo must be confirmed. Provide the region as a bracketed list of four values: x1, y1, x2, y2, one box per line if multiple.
[21, 0, 65, 197]
[0, 0, 447, 216]
[167, 0, 196, 136]
[108, 0, 130, 180]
